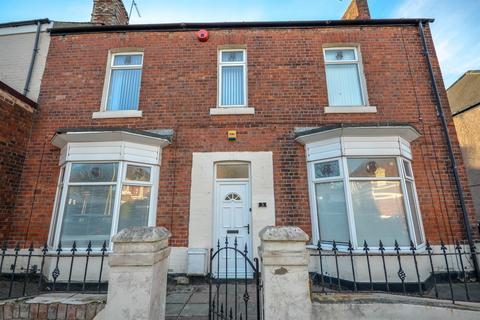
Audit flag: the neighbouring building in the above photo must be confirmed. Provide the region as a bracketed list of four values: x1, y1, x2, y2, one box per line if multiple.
[1, 0, 478, 282]
[0, 19, 52, 101]
[0, 81, 37, 242]
[448, 70, 480, 226]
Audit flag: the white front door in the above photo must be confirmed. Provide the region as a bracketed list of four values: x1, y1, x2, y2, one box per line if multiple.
[214, 181, 252, 278]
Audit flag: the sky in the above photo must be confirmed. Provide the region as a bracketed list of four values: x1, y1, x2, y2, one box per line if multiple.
[1, 0, 479, 87]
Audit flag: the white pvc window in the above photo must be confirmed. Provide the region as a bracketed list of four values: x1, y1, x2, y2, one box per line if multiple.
[218, 49, 247, 107]
[106, 53, 143, 111]
[310, 156, 424, 249]
[51, 161, 157, 248]
[324, 47, 365, 106]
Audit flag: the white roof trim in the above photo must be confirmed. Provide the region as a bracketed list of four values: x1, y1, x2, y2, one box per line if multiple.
[52, 130, 170, 149]
[295, 126, 421, 145]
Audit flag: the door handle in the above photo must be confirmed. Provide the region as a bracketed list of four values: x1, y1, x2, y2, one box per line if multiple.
[245, 224, 250, 234]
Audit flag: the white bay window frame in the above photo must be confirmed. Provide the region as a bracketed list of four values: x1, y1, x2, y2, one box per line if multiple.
[50, 161, 158, 249]
[49, 130, 170, 249]
[297, 126, 425, 251]
[308, 156, 425, 251]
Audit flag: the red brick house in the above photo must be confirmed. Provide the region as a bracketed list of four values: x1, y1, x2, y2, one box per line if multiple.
[2, 0, 478, 278]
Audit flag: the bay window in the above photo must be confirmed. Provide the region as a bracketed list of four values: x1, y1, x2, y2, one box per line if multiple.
[311, 156, 423, 248]
[53, 161, 157, 248]
[50, 129, 170, 249]
[297, 125, 425, 250]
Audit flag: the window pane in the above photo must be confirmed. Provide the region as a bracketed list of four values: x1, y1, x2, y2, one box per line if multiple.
[70, 163, 118, 183]
[217, 164, 249, 179]
[221, 66, 245, 106]
[403, 160, 413, 178]
[350, 181, 411, 247]
[113, 54, 143, 66]
[315, 182, 350, 243]
[118, 185, 151, 232]
[406, 181, 424, 244]
[126, 165, 151, 182]
[107, 69, 142, 110]
[325, 64, 363, 106]
[325, 49, 356, 62]
[60, 185, 115, 247]
[347, 158, 399, 178]
[314, 160, 340, 179]
[221, 51, 244, 62]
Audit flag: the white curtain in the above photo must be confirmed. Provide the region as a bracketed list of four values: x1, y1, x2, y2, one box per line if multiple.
[107, 69, 142, 110]
[350, 181, 411, 247]
[325, 64, 363, 106]
[221, 66, 244, 106]
[315, 182, 350, 243]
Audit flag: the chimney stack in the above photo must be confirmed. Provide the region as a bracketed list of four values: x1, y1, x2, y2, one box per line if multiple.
[342, 0, 371, 20]
[91, 0, 129, 26]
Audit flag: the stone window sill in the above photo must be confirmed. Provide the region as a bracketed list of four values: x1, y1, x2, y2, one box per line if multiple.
[324, 106, 377, 114]
[209, 107, 255, 115]
[92, 110, 143, 119]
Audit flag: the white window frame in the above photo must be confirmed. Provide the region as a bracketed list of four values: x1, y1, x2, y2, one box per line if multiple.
[98, 51, 144, 116]
[49, 160, 158, 249]
[308, 156, 425, 252]
[218, 49, 248, 108]
[323, 47, 369, 108]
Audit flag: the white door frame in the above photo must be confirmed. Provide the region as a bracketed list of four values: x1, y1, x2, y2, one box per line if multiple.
[213, 163, 253, 271]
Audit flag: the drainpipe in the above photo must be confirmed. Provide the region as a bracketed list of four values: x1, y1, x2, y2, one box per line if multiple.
[418, 21, 480, 279]
[23, 20, 41, 96]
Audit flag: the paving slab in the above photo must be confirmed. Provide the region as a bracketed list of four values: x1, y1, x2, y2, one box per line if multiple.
[166, 292, 192, 304]
[165, 303, 185, 317]
[180, 303, 209, 317]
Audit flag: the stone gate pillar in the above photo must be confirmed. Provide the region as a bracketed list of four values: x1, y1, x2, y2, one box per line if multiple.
[259, 226, 311, 320]
[96, 226, 171, 320]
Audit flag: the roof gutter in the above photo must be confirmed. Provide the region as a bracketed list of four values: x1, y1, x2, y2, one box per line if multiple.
[50, 18, 434, 35]
[418, 21, 480, 279]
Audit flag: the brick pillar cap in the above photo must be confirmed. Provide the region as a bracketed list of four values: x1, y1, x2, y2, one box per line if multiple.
[259, 226, 309, 242]
[112, 226, 171, 243]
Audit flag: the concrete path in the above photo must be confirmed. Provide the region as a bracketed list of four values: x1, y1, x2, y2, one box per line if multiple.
[166, 283, 259, 320]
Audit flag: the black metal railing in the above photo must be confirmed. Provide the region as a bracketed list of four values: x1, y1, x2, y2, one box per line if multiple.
[209, 238, 262, 320]
[0, 241, 108, 300]
[312, 239, 479, 303]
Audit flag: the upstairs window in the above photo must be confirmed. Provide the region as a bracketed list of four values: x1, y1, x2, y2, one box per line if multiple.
[219, 49, 247, 107]
[106, 53, 143, 111]
[324, 47, 366, 106]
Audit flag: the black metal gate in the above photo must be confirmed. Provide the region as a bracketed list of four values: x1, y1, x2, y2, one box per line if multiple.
[208, 238, 262, 320]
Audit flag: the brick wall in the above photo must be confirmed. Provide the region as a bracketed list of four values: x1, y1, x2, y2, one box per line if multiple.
[0, 301, 104, 320]
[6, 23, 477, 246]
[0, 86, 35, 242]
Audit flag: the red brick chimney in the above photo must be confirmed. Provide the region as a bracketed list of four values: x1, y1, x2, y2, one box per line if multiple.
[91, 0, 129, 25]
[341, 0, 371, 20]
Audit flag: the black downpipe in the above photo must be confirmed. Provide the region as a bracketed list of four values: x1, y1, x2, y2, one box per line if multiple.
[23, 21, 41, 96]
[418, 21, 480, 279]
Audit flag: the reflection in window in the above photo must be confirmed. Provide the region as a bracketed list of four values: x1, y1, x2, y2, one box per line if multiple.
[312, 157, 424, 248]
[224, 192, 241, 201]
[217, 163, 249, 179]
[54, 162, 155, 247]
